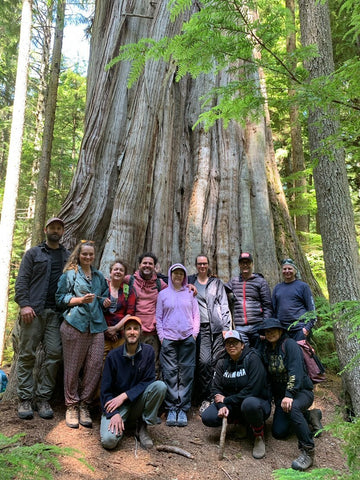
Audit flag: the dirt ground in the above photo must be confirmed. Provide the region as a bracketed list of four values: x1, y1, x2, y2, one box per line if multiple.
[0, 375, 348, 480]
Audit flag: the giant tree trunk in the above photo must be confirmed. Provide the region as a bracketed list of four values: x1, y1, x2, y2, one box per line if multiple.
[299, 0, 360, 414]
[59, 0, 320, 295]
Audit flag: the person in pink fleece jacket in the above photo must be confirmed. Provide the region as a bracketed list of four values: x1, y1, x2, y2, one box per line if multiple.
[156, 263, 200, 427]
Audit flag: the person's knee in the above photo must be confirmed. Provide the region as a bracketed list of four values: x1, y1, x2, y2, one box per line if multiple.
[101, 432, 122, 450]
[272, 423, 289, 439]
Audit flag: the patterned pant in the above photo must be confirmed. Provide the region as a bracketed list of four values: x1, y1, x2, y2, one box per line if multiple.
[60, 321, 104, 406]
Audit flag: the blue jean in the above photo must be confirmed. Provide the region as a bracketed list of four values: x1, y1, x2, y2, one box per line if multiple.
[160, 336, 196, 411]
[100, 380, 167, 450]
[201, 396, 271, 429]
[272, 390, 315, 450]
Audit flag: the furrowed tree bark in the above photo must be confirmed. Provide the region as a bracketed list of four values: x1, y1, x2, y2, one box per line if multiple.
[299, 0, 360, 414]
[59, 0, 320, 294]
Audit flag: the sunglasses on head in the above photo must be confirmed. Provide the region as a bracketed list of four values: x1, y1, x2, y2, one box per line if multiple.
[281, 258, 295, 266]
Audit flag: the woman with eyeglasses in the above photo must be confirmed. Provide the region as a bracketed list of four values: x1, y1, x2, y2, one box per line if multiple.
[56, 240, 109, 430]
[272, 259, 316, 340]
[188, 254, 231, 414]
[201, 330, 271, 460]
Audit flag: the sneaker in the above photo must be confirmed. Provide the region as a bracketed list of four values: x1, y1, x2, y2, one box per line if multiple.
[136, 421, 153, 449]
[79, 403, 92, 428]
[291, 448, 314, 471]
[166, 409, 177, 426]
[252, 436, 266, 459]
[18, 400, 33, 420]
[36, 400, 54, 419]
[66, 405, 79, 429]
[308, 409, 323, 436]
[199, 400, 211, 415]
[177, 409, 188, 427]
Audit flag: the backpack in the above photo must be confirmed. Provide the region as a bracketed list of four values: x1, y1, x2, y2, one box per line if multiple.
[282, 338, 326, 384]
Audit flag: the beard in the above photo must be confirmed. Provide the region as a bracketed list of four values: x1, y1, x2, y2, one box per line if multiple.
[46, 232, 61, 243]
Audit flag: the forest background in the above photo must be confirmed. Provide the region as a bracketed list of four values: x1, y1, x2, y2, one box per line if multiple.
[0, 1, 360, 478]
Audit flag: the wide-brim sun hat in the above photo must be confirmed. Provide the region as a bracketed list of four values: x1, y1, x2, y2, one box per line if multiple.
[257, 318, 287, 335]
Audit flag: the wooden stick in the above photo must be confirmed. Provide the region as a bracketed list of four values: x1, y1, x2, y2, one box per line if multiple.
[156, 445, 194, 459]
[218, 416, 228, 460]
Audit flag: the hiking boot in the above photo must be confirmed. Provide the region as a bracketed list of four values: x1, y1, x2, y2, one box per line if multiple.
[166, 409, 177, 426]
[308, 409, 323, 437]
[177, 409, 188, 427]
[66, 405, 79, 429]
[79, 403, 93, 428]
[36, 400, 54, 419]
[252, 436, 266, 459]
[291, 448, 314, 471]
[199, 400, 211, 415]
[18, 400, 33, 420]
[136, 421, 153, 449]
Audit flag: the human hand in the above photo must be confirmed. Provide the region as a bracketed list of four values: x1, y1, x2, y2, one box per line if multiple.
[20, 306, 36, 324]
[103, 297, 111, 308]
[281, 397, 293, 413]
[218, 406, 229, 418]
[214, 394, 225, 404]
[187, 284, 197, 296]
[104, 393, 127, 413]
[108, 413, 125, 435]
[81, 293, 95, 304]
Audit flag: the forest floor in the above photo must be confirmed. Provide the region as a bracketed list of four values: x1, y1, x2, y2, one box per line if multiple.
[0, 374, 348, 480]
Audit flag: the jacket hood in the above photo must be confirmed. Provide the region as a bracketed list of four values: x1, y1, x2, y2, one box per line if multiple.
[168, 263, 188, 289]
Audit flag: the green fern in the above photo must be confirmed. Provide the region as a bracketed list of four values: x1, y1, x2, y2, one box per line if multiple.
[0, 433, 92, 480]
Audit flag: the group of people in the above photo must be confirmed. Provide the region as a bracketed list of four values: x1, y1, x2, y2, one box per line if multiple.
[14, 216, 322, 471]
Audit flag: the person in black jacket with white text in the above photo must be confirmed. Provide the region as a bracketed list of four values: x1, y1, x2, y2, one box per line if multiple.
[201, 330, 271, 459]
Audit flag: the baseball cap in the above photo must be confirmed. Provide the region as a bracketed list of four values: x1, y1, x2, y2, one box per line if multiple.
[45, 217, 64, 228]
[223, 330, 245, 343]
[238, 252, 253, 262]
[123, 316, 142, 328]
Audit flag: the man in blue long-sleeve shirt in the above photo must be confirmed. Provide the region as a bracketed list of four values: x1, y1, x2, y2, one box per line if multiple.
[100, 316, 166, 450]
[272, 259, 316, 340]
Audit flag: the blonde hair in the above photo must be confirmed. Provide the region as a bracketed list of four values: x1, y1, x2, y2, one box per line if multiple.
[63, 240, 95, 272]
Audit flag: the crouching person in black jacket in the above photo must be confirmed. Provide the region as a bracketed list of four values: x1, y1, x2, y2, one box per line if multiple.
[201, 330, 271, 459]
[100, 316, 167, 450]
[258, 318, 315, 471]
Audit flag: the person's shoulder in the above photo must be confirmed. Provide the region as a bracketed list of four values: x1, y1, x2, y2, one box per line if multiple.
[141, 343, 156, 357]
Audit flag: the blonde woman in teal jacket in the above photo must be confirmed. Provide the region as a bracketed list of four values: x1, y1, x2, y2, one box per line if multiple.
[56, 241, 109, 430]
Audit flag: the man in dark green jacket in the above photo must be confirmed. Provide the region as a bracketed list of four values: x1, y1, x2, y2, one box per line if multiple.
[15, 217, 70, 420]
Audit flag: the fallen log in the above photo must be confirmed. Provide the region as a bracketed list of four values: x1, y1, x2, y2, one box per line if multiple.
[156, 445, 194, 459]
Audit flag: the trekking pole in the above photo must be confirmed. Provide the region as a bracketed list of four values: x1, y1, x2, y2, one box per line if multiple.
[218, 416, 228, 460]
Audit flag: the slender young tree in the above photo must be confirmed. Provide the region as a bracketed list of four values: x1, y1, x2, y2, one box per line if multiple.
[32, 0, 66, 245]
[0, 0, 32, 363]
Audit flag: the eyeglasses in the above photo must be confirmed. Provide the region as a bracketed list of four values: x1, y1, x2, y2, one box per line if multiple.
[197, 263, 208, 266]
[225, 340, 240, 347]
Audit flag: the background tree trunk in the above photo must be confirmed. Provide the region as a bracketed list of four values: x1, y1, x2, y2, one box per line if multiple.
[59, 0, 320, 295]
[32, 0, 66, 245]
[299, 0, 360, 414]
[0, 0, 32, 363]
